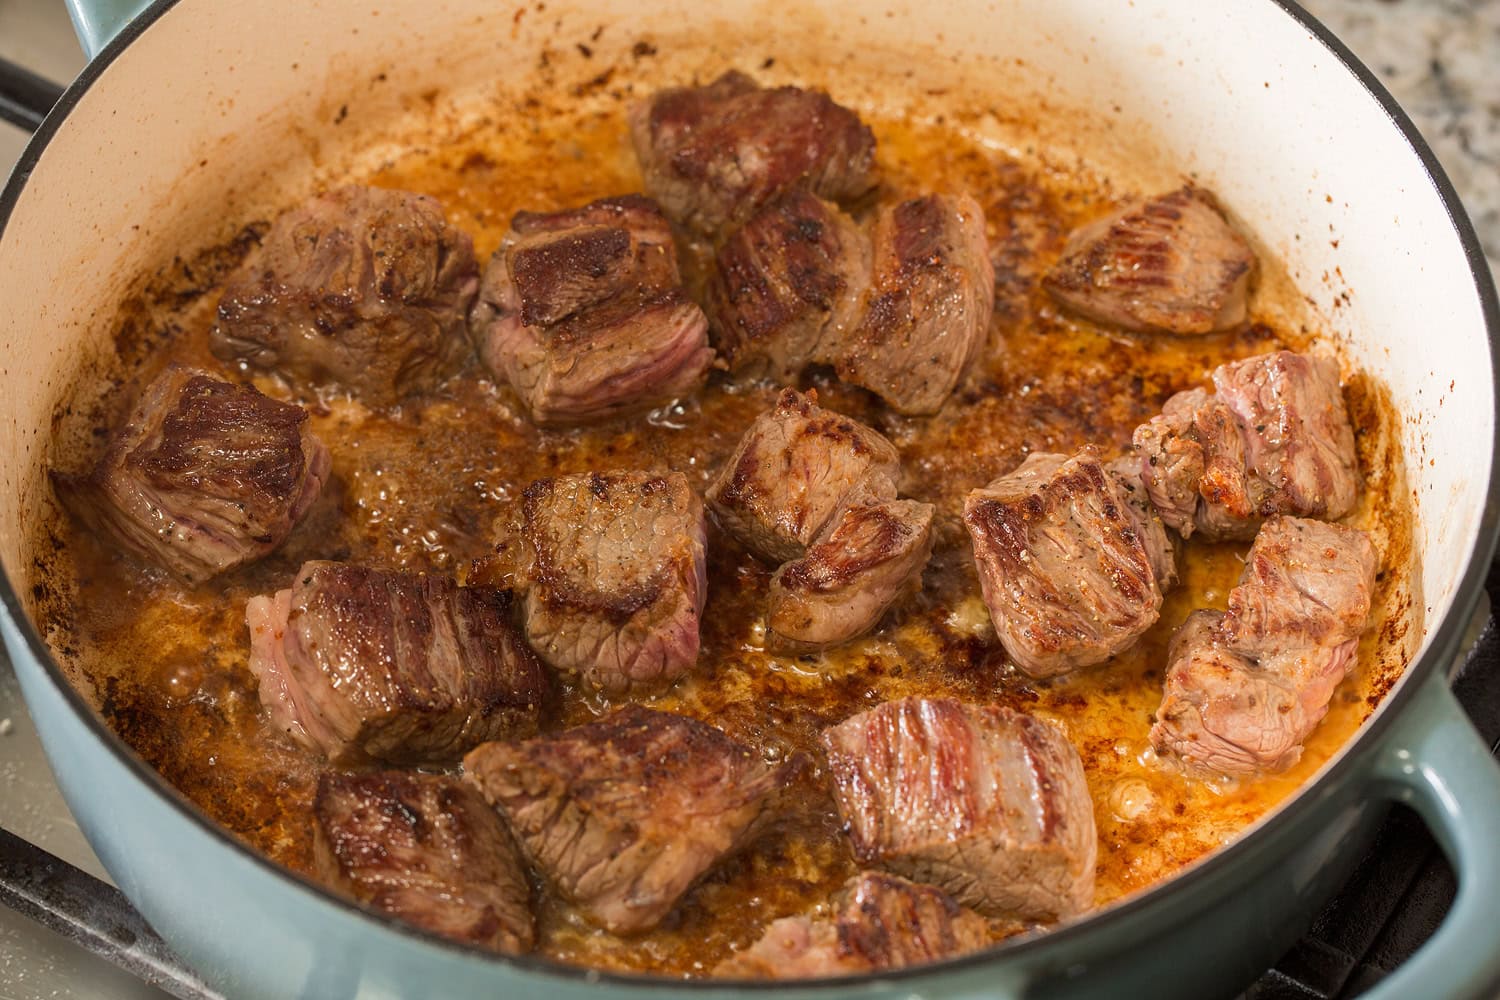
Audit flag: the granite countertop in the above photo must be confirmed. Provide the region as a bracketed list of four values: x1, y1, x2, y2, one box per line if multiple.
[1302, 0, 1500, 278]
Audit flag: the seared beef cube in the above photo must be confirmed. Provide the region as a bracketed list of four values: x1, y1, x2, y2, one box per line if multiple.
[53, 365, 330, 584]
[834, 193, 995, 415]
[469, 195, 713, 426]
[706, 191, 870, 380]
[706, 388, 900, 564]
[1106, 456, 1179, 592]
[212, 185, 478, 406]
[463, 704, 796, 934]
[1134, 350, 1357, 540]
[1043, 187, 1255, 335]
[714, 871, 989, 979]
[313, 772, 534, 953]
[519, 471, 706, 694]
[245, 561, 547, 765]
[823, 697, 1096, 922]
[1152, 517, 1377, 774]
[630, 71, 879, 236]
[963, 450, 1173, 678]
[767, 499, 935, 652]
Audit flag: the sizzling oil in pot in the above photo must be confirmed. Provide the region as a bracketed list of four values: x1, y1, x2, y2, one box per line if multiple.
[35, 62, 1417, 976]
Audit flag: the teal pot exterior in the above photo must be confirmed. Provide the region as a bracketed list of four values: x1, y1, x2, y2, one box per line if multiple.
[3, 0, 1500, 997]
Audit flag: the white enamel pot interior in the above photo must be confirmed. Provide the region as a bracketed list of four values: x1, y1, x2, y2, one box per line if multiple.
[1, 1, 1498, 998]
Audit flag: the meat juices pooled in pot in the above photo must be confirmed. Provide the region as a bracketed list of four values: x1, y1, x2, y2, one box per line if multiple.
[1043, 186, 1256, 335]
[463, 704, 800, 934]
[706, 190, 871, 380]
[834, 193, 996, 415]
[767, 498, 936, 653]
[467, 195, 714, 426]
[823, 697, 1096, 922]
[52, 365, 330, 584]
[1133, 350, 1358, 540]
[630, 70, 878, 236]
[963, 449, 1176, 678]
[211, 185, 479, 406]
[514, 470, 706, 694]
[313, 771, 535, 954]
[245, 561, 548, 765]
[1152, 516, 1377, 774]
[714, 871, 989, 979]
[707, 388, 900, 564]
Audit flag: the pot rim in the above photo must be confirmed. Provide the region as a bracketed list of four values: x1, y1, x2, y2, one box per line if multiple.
[1, 0, 1498, 990]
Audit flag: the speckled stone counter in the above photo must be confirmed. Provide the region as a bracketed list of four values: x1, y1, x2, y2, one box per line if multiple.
[1302, 0, 1499, 279]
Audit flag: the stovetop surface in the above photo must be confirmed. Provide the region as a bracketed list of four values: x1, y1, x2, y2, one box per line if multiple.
[1, 1, 1497, 997]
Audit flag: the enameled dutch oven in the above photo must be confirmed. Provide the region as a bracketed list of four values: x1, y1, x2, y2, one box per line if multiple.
[2, 1, 1499, 997]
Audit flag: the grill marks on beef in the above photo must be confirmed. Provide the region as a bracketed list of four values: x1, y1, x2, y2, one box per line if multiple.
[212, 185, 478, 406]
[1151, 517, 1377, 774]
[518, 471, 707, 694]
[823, 697, 1096, 922]
[630, 71, 878, 237]
[468, 195, 713, 426]
[1133, 351, 1358, 540]
[53, 365, 330, 584]
[714, 871, 989, 979]
[463, 704, 798, 934]
[768, 499, 936, 653]
[708, 388, 900, 564]
[245, 561, 547, 765]
[313, 771, 534, 953]
[1043, 187, 1255, 335]
[835, 193, 996, 415]
[706, 191, 870, 380]
[963, 450, 1175, 678]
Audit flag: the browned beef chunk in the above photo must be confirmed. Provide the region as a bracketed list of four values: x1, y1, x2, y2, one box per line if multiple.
[767, 499, 935, 652]
[245, 561, 547, 765]
[463, 704, 797, 934]
[823, 697, 1096, 922]
[1152, 517, 1377, 774]
[963, 450, 1174, 678]
[53, 365, 330, 584]
[714, 871, 989, 979]
[833, 193, 995, 415]
[468, 195, 713, 426]
[1043, 187, 1255, 335]
[706, 191, 870, 380]
[1133, 350, 1358, 540]
[630, 71, 878, 237]
[212, 185, 478, 406]
[313, 771, 534, 953]
[706, 388, 900, 564]
[519, 471, 706, 694]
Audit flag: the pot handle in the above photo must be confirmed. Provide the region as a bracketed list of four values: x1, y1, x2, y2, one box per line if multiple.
[64, 0, 154, 60]
[1359, 670, 1500, 999]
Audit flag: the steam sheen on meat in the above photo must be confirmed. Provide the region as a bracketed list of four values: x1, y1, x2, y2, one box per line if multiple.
[245, 561, 547, 765]
[1152, 517, 1377, 774]
[467, 195, 713, 426]
[714, 871, 989, 979]
[629, 71, 879, 236]
[1133, 350, 1358, 540]
[706, 388, 900, 564]
[212, 185, 478, 406]
[463, 704, 798, 934]
[834, 193, 996, 415]
[823, 697, 1097, 922]
[1043, 187, 1255, 335]
[52, 365, 330, 584]
[518, 471, 707, 694]
[963, 449, 1176, 678]
[313, 771, 535, 953]
[706, 190, 871, 380]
